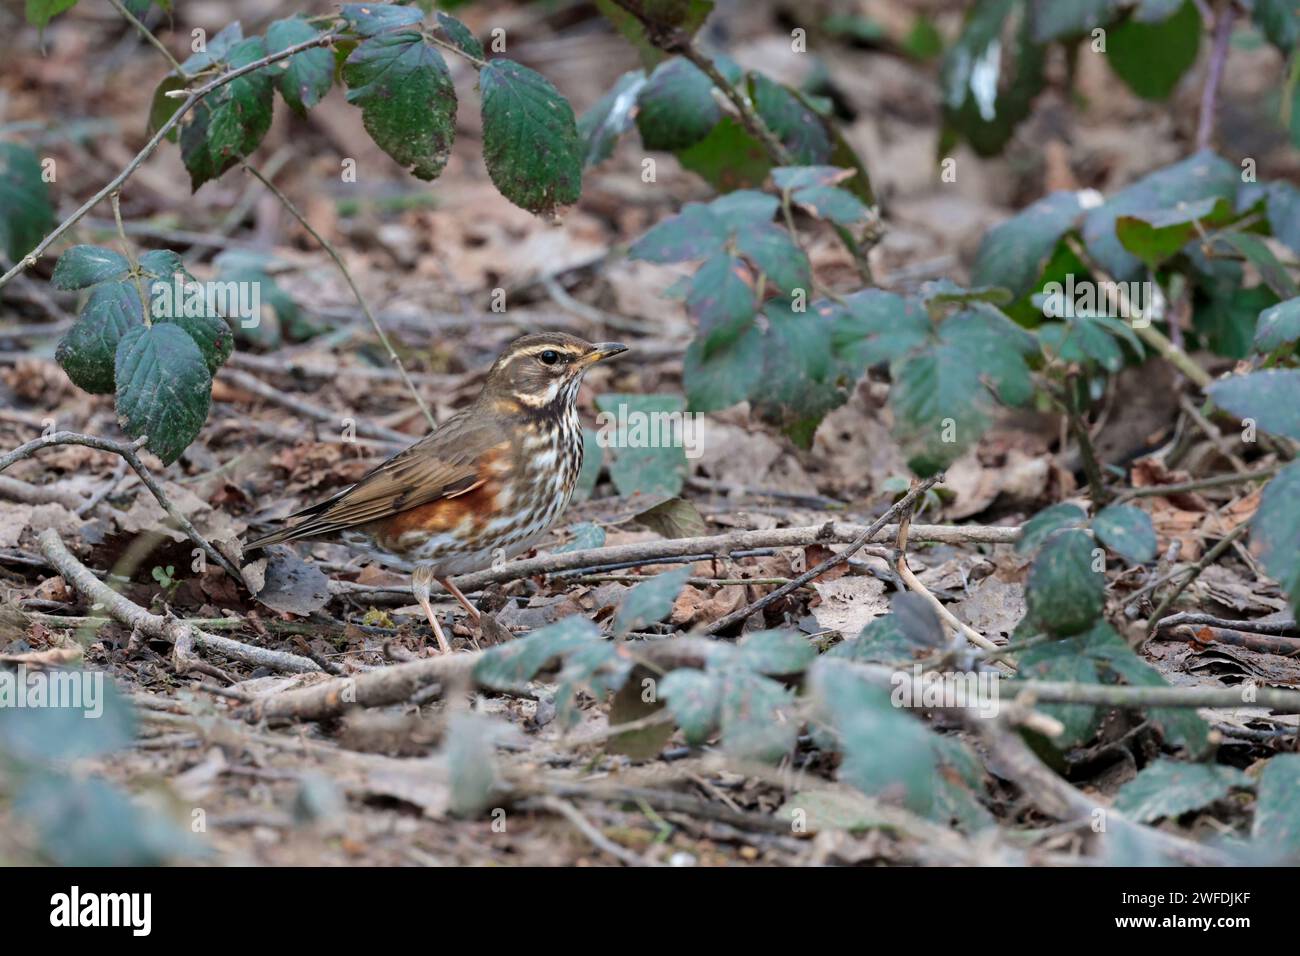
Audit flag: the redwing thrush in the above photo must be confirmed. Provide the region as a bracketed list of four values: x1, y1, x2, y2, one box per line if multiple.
[245, 332, 628, 653]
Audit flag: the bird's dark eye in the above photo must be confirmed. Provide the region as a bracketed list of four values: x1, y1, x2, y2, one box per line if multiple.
[539, 350, 560, 366]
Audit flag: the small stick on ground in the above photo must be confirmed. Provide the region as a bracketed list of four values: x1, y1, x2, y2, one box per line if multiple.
[3, 431, 243, 584]
[38, 529, 319, 674]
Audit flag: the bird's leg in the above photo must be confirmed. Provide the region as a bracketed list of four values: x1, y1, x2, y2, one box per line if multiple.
[438, 576, 481, 624]
[412, 566, 452, 655]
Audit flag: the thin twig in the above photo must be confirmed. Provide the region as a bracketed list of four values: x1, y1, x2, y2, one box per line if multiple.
[218, 366, 413, 444]
[704, 476, 945, 635]
[108, 0, 186, 75]
[535, 796, 657, 867]
[38, 529, 319, 674]
[1116, 465, 1278, 500]
[1154, 611, 1297, 636]
[238, 161, 436, 430]
[1142, 521, 1251, 632]
[0, 431, 243, 583]
[1196, 0, 1237, 152]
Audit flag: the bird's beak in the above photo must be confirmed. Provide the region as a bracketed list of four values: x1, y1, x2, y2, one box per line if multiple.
[582, 342, 628, 365]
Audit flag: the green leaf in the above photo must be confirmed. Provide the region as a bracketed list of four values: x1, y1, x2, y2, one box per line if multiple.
[628, 202, 728, 263]
[1016, 502, 1088, 555]
[479, 58, 581, 215]
[577, 69, 646, 168]
[434, 11, 484, 60]
[147, 74, 187, 143]
[1253, 753, 1300, 857]
[1084, 151, 1238, 280]
[1195, 286, 1278, 360]
[811, 659, 937, 813]
[1115, 196, 1234, 271]
[0, 675, 135, 761]
[941, 0, 1046, 156]
[55, 281, 145, 395]
[1212, 231, 1299, 299]
[973, 191, 1085, 300]
[1207, 369, 1300, 441]
[613, 565, 691, 635]
[707, 189, 779, 228]
[735, 629, 817, 676]
[1084, 623, 1210, 754]
[830, 290, 929, 370]
[718, 664, 799, 762]
[266, 17, 334, 117]
[113, 323, 213, 465]
[180, 37, 275, 190]
[751, 73, 831, 165]
[1025, 528, 1104, 636]
[595, 393, 689, 497]
[1113, 758, 1249, 823]
[751, 299, 849, 447]
[146, 283, 234, 377]
[50, 245, 129, 290]
[791, 185, 870, 226]
[1029, 0, 1117, 42]
[1252, 461, 1300, 616]
[15, 773, 197, 866]
[1018, 639, 1101, 749]
[339, 2, 423, 36]
[1093, 504, 1157, 564]
[1106, 0, 1201, 101]
[687, 253, 757, 352]
[659, 669, 721, 745]
[1254, 295, 1300, 353]
[772, 165, 853, 190]
[734, 223, 810, 294]
[593, 0, 714, 68]
[635, 57, 720, 150]
[1255, 0, 1300, 52]
[473, 615, 599, 689]
[676, 115, 773, 192]
[683, 323, 764, 412]
[0, 142, 55, 263]
[557, 521, 605, 553]
[24, 0, 77, 28]
[344, 31, 456, 182]
[828, 612, 924, 664]
[179, 21, 243, 75]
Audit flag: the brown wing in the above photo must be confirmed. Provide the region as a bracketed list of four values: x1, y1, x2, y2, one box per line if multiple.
[245, 409, 506, 548]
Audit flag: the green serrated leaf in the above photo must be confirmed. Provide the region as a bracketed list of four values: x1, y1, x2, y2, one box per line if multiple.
[687, 252, 757, 352]
[683, 323, 764, 412]
[1207, 369, 1300, 442]
[1106, 0, 1200, 101]
[1093, 504, 1157, 564]
[1115, 196, 1234, 271]
[1252, 460, 1300, 616]
[734, 222, 811, 294]
[1017, 502, 1088, 555]
[735, 629, 817, 675]
[473, 615, 599, 689]
[55, 281, 145, 395]
[1253, 753, 1300, 857]
[751, 299, 849, 447]
[435, 11, 484, 60]
[1018, 639, 1102, 749]
[1113, 758, 1249, 823]
[113, 323, 212, 465]
[718, 664, 799, 762]
[479, 58, 581, 215]
[613, 565, 691, 635]
[791, 185, 870, 226]
[635, 57, 720, 151]
[658, 668, 721, 745]
[340, 2, 423, 36]
[0, 142, 55, 263]
[180, 21, 243, 75]
[1025, 528, 1104, 636]
[628, 202, 728, 263]
[180, 37, 274, 190]
[751, 73, 831, 165]
[577, 69, 646, 168]
[344, 31, 456, 182]
[772, 165, 853, 190]
[266, 17, 334, 117]
[51, 245, 130, 290]
[1254, 295, 1300, 353]
[595, 393, 689, 497]
[973, 191, 1084, 300]
[634, 497, 707, 540]
[830, 290, 929, 371]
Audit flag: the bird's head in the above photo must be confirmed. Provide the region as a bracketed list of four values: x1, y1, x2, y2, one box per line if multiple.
[481, 332, 627, 412]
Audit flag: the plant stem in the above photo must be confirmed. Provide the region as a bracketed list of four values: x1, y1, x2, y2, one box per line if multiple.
[1115, 465, 1278, 500]
[1196, 0, 1236, 152]
[109, 0, 186, 76]
[1143, 521, 1250, 634]
[1062, 375, 1110, 505]
[238, 162, 436, 431]
[0, 32, 338, 291]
